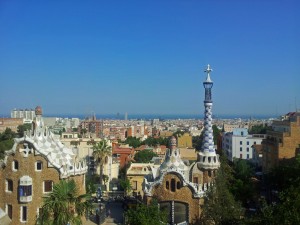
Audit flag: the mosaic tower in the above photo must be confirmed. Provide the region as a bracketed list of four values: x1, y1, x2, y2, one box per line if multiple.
[198, 65, 220, 169]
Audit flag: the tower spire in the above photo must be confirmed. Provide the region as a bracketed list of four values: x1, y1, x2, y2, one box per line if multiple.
[197, 64, 220, 169]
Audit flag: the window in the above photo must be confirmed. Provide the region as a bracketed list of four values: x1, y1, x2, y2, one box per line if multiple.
[21, 206, 27, 222]
[132, 181, 137, 190]
[171, 179, 176, 192]
[36, 161, 42, 171]
[247, 141, 249, 145]
[7, 204, 12, 219]
[247, 154, 250, 159]
[193, 177, 198, 184]
[254, 141, 256, 145]
[240, 141, 243, 145]
[240, 154, 243, 159]
[19, 185, 32, 197]
[12, 160, 19, 171]
[6, 179, 13, 192]
[177, 181, 181, 189]
[160, 201, 188, 224]
[174, 202, 188, 224]
[208, 170, 212, 177]
[241, 132, 244, 136]
[166, 181, 169, 190]
[19, 176, 33, 202]
[44, 180, 53, 193]
[247, 147, 249, 152]
[240, 147, 242, 151]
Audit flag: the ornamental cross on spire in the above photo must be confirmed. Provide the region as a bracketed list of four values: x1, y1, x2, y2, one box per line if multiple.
[204, 64, 212, 74]
[204, 64, 213, 82]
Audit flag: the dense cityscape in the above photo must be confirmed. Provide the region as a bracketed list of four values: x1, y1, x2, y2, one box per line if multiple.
[1, 1, 299, 225]
[1, 64, 300, 225]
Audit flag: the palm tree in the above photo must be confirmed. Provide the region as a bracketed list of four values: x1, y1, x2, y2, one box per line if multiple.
[36, 179, 92, 225]
[92, 139, 112, 187]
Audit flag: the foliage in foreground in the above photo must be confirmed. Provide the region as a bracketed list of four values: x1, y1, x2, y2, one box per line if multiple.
[199, 156, 244, 225]
[125, 199, 168, 225]
[36, 179, 92, 225]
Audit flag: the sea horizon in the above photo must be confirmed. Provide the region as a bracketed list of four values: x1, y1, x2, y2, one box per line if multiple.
[0, 113, 279, 120]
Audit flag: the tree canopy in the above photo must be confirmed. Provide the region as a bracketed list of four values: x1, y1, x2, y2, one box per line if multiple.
[17, 123, 32, 137]
[134, 149, 158, 163]
[248, 124, 271, 134]
[199, 156, 244, 225]
[125, 199, 167, 225]
[0, 128, 16, 160]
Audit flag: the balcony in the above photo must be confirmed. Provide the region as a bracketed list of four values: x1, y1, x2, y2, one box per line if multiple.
[20, 195, 32, 203]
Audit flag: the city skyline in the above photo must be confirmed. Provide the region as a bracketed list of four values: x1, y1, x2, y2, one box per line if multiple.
[1, 1, 299, 116]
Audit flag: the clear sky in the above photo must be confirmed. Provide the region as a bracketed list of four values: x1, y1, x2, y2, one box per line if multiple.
[0, 0, 299, 117]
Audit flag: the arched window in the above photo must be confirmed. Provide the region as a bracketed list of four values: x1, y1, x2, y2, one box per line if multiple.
[166, 181, 169, 190]
[171, 179, 176, 192]
[177, 181, 181, 189]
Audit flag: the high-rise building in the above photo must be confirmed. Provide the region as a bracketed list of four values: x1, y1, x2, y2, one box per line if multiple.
[11, 109, 35, 120]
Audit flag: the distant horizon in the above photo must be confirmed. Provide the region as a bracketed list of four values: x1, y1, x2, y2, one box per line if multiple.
[0, 112, 281, 120]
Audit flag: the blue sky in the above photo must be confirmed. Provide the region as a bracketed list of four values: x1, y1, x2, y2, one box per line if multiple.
[0, 0, 299, 117]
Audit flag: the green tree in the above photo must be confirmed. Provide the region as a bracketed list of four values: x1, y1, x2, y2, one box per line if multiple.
[0, 128, 16, 160]
[248, 124, 270, 134]
[192, 135, 203, 151]
[134, 149, 158, 163]
[17, 123, 32, 137]
[212, 124, 221, 144]
[36, 179, 92, 225]
[92, 140, 112, 186]
[125, 199, 167, 225]
[172, 130, 185, 137]
[124, 136, 142, 148]
[231, 159, 255, 206]
[0, 128, 16, 141]
[120, 178, 132, 196]
[200, 156, 244, 225]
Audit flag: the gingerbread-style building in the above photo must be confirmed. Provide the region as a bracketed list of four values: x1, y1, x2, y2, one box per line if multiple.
[143, 65, 220, 224]
[0, 106, 87, 225]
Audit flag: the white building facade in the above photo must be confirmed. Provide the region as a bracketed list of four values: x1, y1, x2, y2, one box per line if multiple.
[222, 128, 266, 161]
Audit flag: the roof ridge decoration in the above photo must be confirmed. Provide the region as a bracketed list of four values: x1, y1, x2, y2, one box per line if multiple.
[0, 106, 87, 178]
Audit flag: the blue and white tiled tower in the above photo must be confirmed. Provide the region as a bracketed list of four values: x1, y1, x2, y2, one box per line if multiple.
[198, 65, 220, 169]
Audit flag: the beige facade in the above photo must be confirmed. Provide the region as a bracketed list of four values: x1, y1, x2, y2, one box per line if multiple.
[0, 118, 23, 133]
[177, 133, 193, 148]
[126, 163, 159, 196]
[262, 113, 300, 173]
